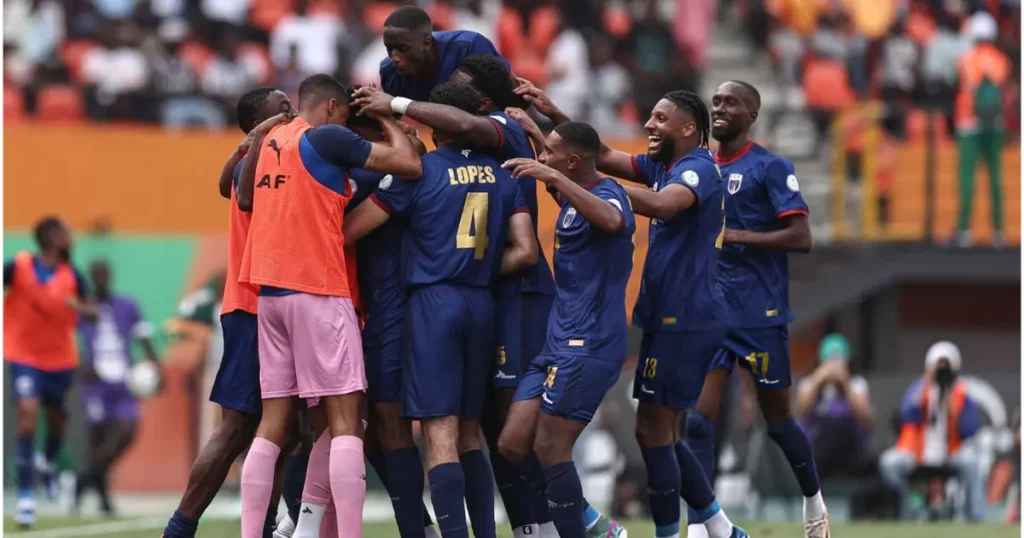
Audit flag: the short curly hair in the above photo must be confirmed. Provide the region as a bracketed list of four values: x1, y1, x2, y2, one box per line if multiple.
[455, 54, 519, 110]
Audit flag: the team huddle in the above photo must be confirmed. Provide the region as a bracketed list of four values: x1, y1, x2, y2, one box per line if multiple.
[1, 5, 830, 538]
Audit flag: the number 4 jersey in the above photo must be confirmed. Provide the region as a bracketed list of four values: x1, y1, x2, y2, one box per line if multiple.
[369, 146, 528, 289]
[630, 147, 728, 333]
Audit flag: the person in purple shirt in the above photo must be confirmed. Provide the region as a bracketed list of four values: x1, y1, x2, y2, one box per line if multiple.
[75, 259, 158, 517]
[379, 6, 508, 102]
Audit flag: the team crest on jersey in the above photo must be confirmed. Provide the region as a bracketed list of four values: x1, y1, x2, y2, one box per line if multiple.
[379, 174, 393, 190]
[786, 174, 800, 192]
[682, 170, 699, 187]
[562, 207, 577, 228]
[727, 173, 743, 194]
[461, 149, 472, 158]
[348, 178, 358, 194]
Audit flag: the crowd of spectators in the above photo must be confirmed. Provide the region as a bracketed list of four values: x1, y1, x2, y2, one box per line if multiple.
[3, 0, 715, 136]
[747, 0, 1021, 143]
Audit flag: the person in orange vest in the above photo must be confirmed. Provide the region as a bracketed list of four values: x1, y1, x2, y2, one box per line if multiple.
[953, 11, 1011, 248]
[235, 73, 422, 538]
[878, 341, 986, 521]
[4, 216, 97, 528]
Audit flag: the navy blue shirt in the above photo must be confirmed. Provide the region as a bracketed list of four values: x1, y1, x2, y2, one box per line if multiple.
[260, 124, 372, 296]
[486, 111, 555, 298]
[631, 148, 728, 332]
[381, 30, 507, 101]
[3, 256, 88, 299]
[716, 143, 808, 328]
[544, 178, 635, 361]
[371, 146, 528, 289]
[346, 168, 405, 330]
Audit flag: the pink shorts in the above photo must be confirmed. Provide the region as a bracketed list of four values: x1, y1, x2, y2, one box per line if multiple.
[257, 293, 366, 402]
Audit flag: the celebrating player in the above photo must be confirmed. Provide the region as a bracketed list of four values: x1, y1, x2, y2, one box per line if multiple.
[75, 259, 158, 517]
[235, 73, 421, 538]
[163, 87, 293, 538]
[380, 6, 507, 101]
[515, 79, 748, 538]
[498, 122, 636, 538]
[345, 81, 538, 538]
[4, 217, 95, 528]
[691, 81, 825, 538]
[353, 52, 557, 538]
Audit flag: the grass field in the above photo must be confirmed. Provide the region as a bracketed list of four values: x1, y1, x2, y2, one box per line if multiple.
[2, 517, 1020, 538]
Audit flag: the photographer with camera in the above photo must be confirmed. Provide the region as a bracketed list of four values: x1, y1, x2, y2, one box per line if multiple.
[879, 341, 986, 521]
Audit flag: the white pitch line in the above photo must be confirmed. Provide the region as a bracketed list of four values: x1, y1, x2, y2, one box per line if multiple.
[14, 517, 167, 538]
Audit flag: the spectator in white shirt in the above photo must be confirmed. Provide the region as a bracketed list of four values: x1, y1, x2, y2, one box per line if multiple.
[269, 0, 344, 76]
[545, 24, 589, 120]
[201, 30, 257, 102]
[201, 0, 249, 25]
[81, 23, 149, 100]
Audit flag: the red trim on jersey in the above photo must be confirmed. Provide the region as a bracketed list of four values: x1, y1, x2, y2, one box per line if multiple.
[369, 193, 392, 214]
[630, 155, 644, 181]
[487, 117, 506, 150]
[513, 207, 530, 215]
[714, 141, 755, 165]
[778, 209, 809, 218]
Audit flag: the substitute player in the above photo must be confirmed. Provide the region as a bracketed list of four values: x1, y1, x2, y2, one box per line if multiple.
[515, 80, 748, 538]
[75, 260, 158, 517]
[691, 81, 826, 538]
[353, 53, 558, 538]
[235, 73, 421, 538]
[4, 217, 95, 528]
[345, 81, 538, 538]
[380, 6, 507, 101]
[163, 87, 293, 538]
[497, 121, 635, 538]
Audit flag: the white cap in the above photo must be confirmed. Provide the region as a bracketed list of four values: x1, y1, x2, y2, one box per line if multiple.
[963, 11, 998, 42]
[926, 341, 962, 373]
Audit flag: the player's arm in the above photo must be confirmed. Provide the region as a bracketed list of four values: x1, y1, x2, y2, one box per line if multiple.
[352, 86, 501, 149]
[501, 212, 539, 275]
[236, 112, 292, 211]
[3, 261, 14, 291]
[503, 159, 624, 234]
[724, 158, 811, 252]
[343, 201, 392, 244]
[623, 184, 695, 221]
[505, 107, 546, 157]
[219, 135, 255, 199]
[67, 268, 99, 321]
[396, 120, 428, 156]
[360, 114, 424, 178]
[130, 305, 160, 363]
[344, 172, 417, 243]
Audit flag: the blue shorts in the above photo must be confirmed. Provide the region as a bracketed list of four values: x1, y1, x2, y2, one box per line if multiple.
[710, 325, 792, 390]
[210, 311, 261, 416]
[493, 292, 553, 389]
[9, 363, 75, 411]
[632, 329, 726, 410]
[402, 284, 494, 419]
[513, 354, 623, 424]
[364, 310, 404, 404]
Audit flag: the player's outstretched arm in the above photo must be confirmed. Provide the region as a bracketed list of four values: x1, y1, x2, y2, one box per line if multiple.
[623, 184, 696, 221]
[236, 112, 292, 211]
[724, 214, 812, 253]
[361, 113, 424, 179]
[501, 212, 540, 275]
[503, 159, 623, 234]
[344, 198, 393, 243]
[353, 85, 501, 149]
[219, 134, 256, 199]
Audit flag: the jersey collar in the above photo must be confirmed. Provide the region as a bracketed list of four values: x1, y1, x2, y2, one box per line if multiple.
[714, 141, 754, 165]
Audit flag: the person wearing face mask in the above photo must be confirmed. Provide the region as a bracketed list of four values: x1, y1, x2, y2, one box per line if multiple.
[879, 341, 987, 521]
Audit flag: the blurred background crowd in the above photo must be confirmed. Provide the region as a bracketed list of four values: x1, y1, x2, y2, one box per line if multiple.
[2, 0, 1020, 528]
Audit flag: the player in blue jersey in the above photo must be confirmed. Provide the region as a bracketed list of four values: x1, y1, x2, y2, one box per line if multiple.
[497, 122, 635, 538]
[353, 54, 560, 538]
[514, 80, 749, 538]
[690, 81, 826, 538]
[380, 6, 507, 102]
[345, 81, 539, 538]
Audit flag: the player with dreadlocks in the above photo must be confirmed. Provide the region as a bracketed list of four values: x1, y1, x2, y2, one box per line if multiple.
[514, 80, 748, 538]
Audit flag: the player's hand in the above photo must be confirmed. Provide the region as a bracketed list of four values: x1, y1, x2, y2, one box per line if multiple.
[238, 130, 259, 155]
[396, 120, 419, 138]
[253, 112, 292, 135]
[352, 86, 395, 117]
[502, 158, 561, 185]
[506, 107, 543, 136]
[723, 228, 740, 245]
[513, 77, 559, 117]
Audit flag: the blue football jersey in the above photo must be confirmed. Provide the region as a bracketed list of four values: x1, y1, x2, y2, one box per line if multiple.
[716, 143, 808, 328]
[371, 146, 527, 288]
[544, 178, 635, 360]
[631, 148, 728, 332]
[486, 111, 555, 297]
[381, 31, 507, 102]
[347, 168, 405, 323]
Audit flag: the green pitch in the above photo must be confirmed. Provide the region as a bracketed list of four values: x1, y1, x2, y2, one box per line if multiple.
[3, 517, 1020, 538]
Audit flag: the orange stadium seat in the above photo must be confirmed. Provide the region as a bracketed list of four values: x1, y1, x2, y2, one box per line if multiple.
[603, 7, 632, 38]
[426, 1, 455, 31]
[251, 0, 295, 32]
[238, 42, 273, 84]
[363, 2, 400, 33]
[4, 86, 26, 123]
[60, 40, 100, 83]
[35, 85, 84, 123]
[178, 41, 215, 78]
[803, 57, 855, 111]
